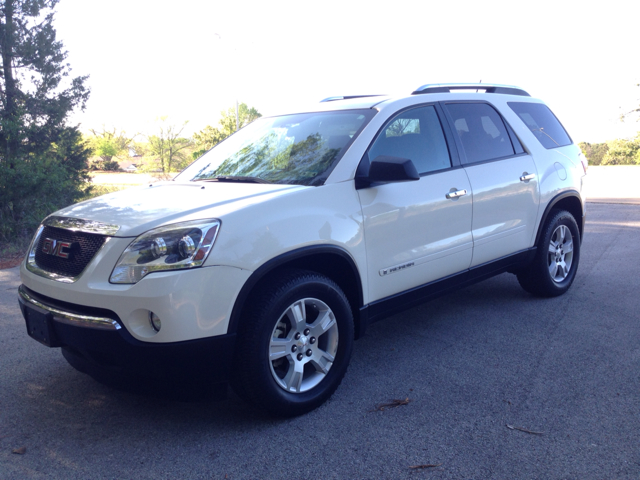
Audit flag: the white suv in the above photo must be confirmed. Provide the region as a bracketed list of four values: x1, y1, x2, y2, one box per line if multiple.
[19, 83, 587, 416]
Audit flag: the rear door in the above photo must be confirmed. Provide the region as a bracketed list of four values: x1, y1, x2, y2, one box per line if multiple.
[442, 102, 540, 267]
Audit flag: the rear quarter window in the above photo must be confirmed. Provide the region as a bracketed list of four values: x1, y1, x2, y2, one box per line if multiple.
[508, 102, 572, 149]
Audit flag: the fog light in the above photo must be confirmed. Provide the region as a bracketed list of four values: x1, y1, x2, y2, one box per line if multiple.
[149, 312, 162, 332]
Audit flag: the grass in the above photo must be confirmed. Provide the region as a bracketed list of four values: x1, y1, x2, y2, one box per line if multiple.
[78, 184, 131, 202]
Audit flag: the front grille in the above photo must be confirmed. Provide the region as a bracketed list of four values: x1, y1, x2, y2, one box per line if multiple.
[34, 226, 106, 278]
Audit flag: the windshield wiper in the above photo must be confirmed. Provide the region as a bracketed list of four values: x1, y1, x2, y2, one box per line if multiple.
[195, 176, 272, 184]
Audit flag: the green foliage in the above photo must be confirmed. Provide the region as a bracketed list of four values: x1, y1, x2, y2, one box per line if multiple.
[0, 128, 92, 240]
[579, 141, 609, 166]
[100, 159, 121, 171]
[579, 133, 640, 165]
[581, 135, 640, 166]
[0, 234, 31, 260]
[87, 127, 136, 169]
[192, 125, 227, 159]
[602, 135, 640, 165]
[144, 117, 193, 173]
[130, 140, 149, 157]
[93, 136, 120, 159]
[192, 103, 262, 159]
[0, 0, 89, 160]
[0, 0, 91, 241]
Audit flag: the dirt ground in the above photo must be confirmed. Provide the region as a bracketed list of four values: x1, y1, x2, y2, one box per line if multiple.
[0, 252, 25, 270]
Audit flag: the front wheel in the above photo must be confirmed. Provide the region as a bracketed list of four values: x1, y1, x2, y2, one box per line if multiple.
[517, 209, 581, 297]
[231, 269, 354, 417]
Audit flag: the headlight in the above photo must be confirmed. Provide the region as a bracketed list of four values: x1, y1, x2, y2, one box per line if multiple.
[110, 219, 221, 284]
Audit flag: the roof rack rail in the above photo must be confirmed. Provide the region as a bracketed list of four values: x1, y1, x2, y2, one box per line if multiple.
[320, 95, 384, 103]
[412, 83, 530, 97]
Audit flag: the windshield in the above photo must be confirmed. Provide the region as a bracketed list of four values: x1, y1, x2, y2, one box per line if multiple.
[176, 109, 375, 186]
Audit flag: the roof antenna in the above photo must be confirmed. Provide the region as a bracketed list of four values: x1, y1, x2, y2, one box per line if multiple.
[477, 79, 482, 93]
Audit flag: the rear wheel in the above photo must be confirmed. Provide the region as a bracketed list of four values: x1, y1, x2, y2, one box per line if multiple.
[517, 209, 581, 297]
[231, 269, 354, 417]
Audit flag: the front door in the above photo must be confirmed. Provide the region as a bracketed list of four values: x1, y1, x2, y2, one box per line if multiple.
[357, 104, 474, 303]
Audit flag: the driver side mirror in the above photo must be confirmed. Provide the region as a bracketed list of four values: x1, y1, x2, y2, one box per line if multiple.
[356, 155, 420, 189]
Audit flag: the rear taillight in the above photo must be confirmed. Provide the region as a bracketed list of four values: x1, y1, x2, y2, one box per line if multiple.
[578, 151, 588, 174]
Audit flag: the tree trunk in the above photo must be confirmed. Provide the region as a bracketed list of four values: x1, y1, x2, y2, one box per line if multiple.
[1, 0, 19, 163]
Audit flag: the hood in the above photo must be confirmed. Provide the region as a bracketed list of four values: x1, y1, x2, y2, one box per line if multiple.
[53, 181, 302, 237]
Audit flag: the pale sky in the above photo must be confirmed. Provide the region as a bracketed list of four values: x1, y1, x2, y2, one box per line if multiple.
[54, 0, 639, 143]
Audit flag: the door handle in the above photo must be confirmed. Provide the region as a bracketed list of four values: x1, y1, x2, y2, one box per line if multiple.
[520, 173, 535, 182]
[446, 189, 467, 199]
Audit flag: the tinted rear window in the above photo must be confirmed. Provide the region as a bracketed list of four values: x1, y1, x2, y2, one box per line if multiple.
[508, 102, 572, 149]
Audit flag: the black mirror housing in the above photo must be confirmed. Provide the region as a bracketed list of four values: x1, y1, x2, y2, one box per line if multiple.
[357, 155, 420, 188]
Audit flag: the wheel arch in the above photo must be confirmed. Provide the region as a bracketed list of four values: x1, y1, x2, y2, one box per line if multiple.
[535, 190, 585, 246]
[228, 246, 365, 339]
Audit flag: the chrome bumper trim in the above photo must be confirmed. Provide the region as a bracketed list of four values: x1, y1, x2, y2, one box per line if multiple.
[18, 286, 121, 331]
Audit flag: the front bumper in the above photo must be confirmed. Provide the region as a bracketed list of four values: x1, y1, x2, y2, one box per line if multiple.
[20, 244, 252, 343]
[18, 285, 237, 386]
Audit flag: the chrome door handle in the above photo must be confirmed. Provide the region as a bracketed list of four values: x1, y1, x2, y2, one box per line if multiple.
[520, 173, 535, 182]
[446, 189, 468, 199]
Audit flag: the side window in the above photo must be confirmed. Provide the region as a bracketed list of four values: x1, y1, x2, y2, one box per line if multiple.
[445, 103, 515, 164]
[367, 105, 451, 174]
[508, 102, 572, 149]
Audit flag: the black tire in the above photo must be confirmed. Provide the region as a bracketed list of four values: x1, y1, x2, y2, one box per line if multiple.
[517, 209, 581, 297]
[231, 269, 354, 417]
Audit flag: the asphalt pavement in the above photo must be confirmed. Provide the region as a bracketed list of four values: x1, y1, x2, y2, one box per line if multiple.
[1, 202, 639, 479]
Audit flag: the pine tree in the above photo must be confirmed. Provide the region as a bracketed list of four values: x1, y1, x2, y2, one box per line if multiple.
[0, 0, 91, 240]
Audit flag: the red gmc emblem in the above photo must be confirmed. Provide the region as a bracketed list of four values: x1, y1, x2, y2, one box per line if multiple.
[42, 238, 72, 259]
